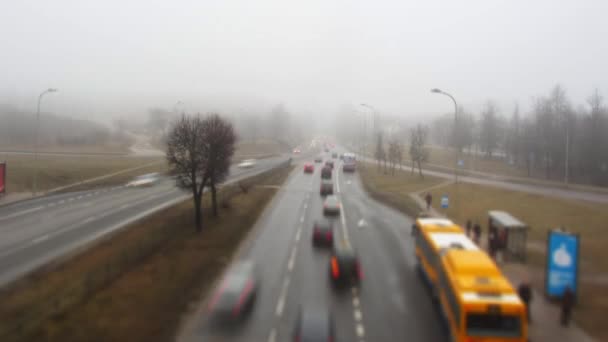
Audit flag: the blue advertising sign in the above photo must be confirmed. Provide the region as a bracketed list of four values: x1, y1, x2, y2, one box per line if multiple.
[440, 195, 449, 209]
[545, 231, 579, 298]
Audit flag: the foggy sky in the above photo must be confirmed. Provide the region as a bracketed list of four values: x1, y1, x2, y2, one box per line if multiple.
[2, 0, 607, 123]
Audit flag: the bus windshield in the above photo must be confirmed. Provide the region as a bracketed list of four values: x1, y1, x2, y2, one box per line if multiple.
[466, 313, 522, 338]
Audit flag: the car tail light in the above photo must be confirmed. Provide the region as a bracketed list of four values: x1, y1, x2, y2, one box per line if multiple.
[232, 279, 254, 317]
[326, 231, 332, 241]
[356, 261, 364, 280]
[331, 257, 340, 278]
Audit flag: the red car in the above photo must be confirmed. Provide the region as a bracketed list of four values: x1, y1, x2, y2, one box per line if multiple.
[304, 163, 314, 173]
[312, 220, 334, 247]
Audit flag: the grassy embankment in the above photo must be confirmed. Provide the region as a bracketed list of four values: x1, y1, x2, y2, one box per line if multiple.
[0, 163, 293, 342]
[359, 162, 608, 341]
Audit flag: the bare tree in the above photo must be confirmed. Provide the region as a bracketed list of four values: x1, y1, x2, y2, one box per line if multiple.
[409, 124, 429, 178]
[479, 101, 500, 157]
[374, 132, 385, 170]
[201, 114, 237, 217]
[166, 114, 209, 232]
[387, 139, 402, 175]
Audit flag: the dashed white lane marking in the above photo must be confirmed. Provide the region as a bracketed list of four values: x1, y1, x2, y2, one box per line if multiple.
[295, 228, 301, 242]
[82, 216, 97, 224]
[85, 193, 92, 197]
[299, 216, 304, 223]
[340, 201, 349, 242]
[120, 204, 130, 210]
[303, 203, 308, 210]
[352, 287, 358, 295]
[31, 234, 49, 244]
[76, 195, 83, 200]
[353, 297, 360, 307]
[67, 197, 74, 202]
[347, 180, 352, 185]
[94, 192, 99, 195]
[356, 324, 365, 338]
[354, 309, 363, 321]
[336, 169, 341, 193]
[275, 276, 290, 316]
[58, 200, 65, 204]
[267, 328, 277, 342]
[48, 203, 56, 207]
[287, 247, 297, 271]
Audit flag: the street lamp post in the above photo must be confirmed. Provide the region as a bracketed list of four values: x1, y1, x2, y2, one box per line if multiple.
[34, 88, 58, 195]
[360, 103, 379, 158]
[431, 88, 458, 183]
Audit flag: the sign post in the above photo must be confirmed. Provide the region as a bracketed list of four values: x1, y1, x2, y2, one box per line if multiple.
[440, 195, 449, 209]
[0, 162, 6, 195]
[545, 230, 580, 301]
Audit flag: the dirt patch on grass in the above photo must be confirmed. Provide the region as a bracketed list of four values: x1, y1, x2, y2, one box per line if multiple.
[358, 162, 445, 217]
[0, 165, 293, 342]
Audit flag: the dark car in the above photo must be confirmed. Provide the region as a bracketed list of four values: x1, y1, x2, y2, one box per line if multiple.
[312, 220, 334, 247]
[314, 156, 323, 163]
[342, 162, 356, 173]
[293, 306, 335, 342]
[331, 152, 338, 159]
[323, 195, 340, 216]
[325, 160, 334, 169]
[321, 166, 332, 179]
[208, 261, 258, 321]
[320, 180, 334, 196]
[329, 243, 363, 288]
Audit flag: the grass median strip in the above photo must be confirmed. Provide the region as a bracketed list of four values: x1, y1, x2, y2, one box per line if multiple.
[0, 165, 293, 342]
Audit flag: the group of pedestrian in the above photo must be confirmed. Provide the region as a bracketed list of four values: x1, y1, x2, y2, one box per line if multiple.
[517, 281, 574, 327]
[465, 219, 481, 244]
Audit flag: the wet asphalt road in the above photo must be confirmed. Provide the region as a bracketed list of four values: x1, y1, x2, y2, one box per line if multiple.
[179, 153, 446, 342]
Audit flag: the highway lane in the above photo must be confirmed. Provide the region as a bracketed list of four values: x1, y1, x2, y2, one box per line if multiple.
[0, 155, 292, 286]
[180, 153, 446, 342]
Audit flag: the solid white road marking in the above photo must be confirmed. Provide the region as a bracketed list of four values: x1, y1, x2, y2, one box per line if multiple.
[268, 329, 277, 342]
[0, 206, 44, 221]
[31, 234, 49, 244]
[356, 324, 365, 338]
[354, 309, 363, 321]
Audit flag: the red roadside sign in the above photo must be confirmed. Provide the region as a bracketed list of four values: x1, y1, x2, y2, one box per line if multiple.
[0, 162, 6, 194]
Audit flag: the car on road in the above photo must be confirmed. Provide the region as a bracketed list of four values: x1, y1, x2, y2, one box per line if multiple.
[293, 306, 336, 342]
[329, 243, 363, 288]
[319, 180, 334, 196]
[323, 195, 340, 216]
[331, 152, 338, 159]
[237, 159, 257, 168]
[126, 173, 161, 187]
[314, 156, 323, 163]
[312, 219, 334, 247]
[342, 162, 356, 173]
[304, 163, 315, 173]
[321, 166, 332, 179]
[293, 148, 301, 154]
[208, 261, 258, 322]
[325, 160, 334, 169]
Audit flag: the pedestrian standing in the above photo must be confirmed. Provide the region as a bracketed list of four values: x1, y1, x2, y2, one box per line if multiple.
[473, 223, 481, 245]
[488, 231, 497, 260]
[466, 220, 472, 237]
[561, 286, 575, 326]
[517, 281, 533, 323]
[425, 192, 432, 210]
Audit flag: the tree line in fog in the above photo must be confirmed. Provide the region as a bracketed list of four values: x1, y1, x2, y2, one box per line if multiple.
[429, 85, 608, 186]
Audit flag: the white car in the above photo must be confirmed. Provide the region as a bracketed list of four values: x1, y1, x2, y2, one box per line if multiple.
[238, 159, 257, 168]
[126, 173, 161, 187]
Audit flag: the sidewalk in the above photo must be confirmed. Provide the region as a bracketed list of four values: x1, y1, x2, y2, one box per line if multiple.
[410, 190, 597, 342]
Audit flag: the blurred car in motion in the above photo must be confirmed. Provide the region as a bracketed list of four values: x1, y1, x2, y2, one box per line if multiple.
[331, 152, 338, 159]
[304, 163, 315, 173]
[323, 195, 340, 216]
[319, 180, 334, 196]
[342, 162, 356, 173]
[208, 261, 258, 322]
[329, 243, 363, 288]
[237, 159, 257, 168]
[325, 160, 334, 169]
[293, 306, 335, 342]
[314, 156, 323, 163]
[339, 154, 344, 160]
[312, 219, 334, 247]
[293, 148, 301, 154]
[126, 173, 160, 187]
[321, 166, 332, 179]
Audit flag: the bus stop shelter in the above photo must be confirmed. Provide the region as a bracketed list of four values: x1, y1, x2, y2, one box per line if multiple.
[488, 210, 528, 262]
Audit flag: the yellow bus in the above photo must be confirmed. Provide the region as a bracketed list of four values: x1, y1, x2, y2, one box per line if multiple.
[437, 249, 528, 342]
[413, 218, 472, 288]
